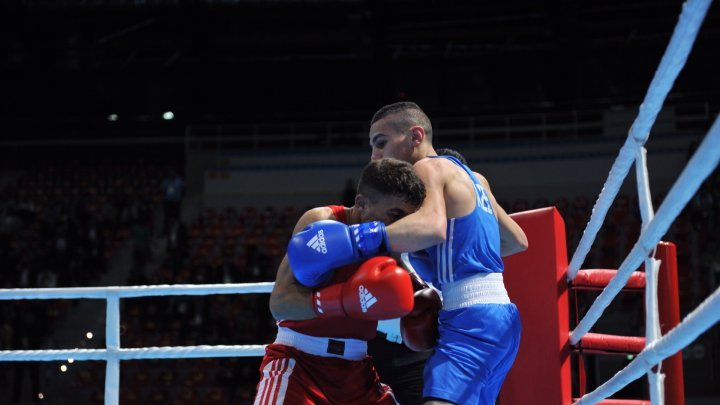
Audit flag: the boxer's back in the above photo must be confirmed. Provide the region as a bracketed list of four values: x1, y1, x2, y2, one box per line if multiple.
[423, 156, 504, 288]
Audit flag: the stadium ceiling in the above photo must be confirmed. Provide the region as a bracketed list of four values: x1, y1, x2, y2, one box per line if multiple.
[3, 0, 712, 71]
[0, 0, 717, 136]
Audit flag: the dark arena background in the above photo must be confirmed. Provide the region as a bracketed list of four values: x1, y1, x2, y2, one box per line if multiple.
[1, 0, 719, 404]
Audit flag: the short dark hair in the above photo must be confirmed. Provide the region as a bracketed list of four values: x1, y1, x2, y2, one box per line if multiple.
[357, 158, 426, 209]
[436, 148, 467, 165]
[370, 101, 433, 141]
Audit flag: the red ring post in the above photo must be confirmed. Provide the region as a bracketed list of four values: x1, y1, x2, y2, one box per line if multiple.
[500, 207, 571, 405]
[655, 242, 684, 405]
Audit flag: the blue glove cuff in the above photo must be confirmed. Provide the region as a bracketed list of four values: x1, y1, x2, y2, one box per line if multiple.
[350, 221, 388, 257]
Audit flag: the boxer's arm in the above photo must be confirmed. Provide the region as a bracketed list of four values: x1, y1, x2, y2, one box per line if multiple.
[269, 208, 330, 321]
[384, 158, 448, 252]
[269, 255, 316, 321]
[475, 173, 528, 256]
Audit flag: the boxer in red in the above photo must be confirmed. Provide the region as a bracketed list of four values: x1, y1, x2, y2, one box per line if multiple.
[255, 158, 435, 405]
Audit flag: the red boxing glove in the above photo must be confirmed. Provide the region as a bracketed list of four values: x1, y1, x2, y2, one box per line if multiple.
[312, 256, 414, 320]
[401, 287, 442, 352]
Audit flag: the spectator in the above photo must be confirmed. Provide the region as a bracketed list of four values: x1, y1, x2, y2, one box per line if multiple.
[166, 218, 188, 270]
[161, 169, 185, 235]
[130, 218, 152, 282]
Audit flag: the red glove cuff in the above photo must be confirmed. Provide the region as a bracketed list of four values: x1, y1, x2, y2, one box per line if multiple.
[312, 284, 345, 318]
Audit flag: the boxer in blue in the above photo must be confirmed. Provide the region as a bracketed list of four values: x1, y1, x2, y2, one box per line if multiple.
[287, 102, 528, 404]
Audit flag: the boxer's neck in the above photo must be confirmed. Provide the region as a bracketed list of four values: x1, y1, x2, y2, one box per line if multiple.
[413, 143, 437, 164]
[346, 206, 360, 225]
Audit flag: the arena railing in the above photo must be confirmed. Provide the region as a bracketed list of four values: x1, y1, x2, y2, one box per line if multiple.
[183, 103, 712, 151]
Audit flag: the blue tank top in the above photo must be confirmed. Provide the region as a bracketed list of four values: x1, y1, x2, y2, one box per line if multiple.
[419, 156, 504, 289]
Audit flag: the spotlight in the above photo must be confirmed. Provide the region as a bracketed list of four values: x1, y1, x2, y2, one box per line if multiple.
[107, 114, 119, 122]
[162, 111, 174, 120]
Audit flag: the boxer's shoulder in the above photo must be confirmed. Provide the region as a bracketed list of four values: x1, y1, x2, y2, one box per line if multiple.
[293, 207, 335, 234]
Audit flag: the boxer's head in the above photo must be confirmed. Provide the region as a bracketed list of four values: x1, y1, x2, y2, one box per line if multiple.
[355, 158, 425, 225]
[369, 101, 433, 163]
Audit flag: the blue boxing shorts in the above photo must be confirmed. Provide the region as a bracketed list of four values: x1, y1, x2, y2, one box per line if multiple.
[423, 303, 521, 405]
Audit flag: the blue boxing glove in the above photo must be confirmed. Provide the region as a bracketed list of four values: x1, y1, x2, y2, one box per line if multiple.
[349, 221, 388, 258]
[287, 220, 388, 287]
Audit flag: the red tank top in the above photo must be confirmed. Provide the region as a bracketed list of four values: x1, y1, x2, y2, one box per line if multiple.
[278, 205, 378, 341]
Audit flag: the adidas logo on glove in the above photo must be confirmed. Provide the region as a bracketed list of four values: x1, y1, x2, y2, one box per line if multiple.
[358, 285, 378, 313]
[306, 230, 328, 254]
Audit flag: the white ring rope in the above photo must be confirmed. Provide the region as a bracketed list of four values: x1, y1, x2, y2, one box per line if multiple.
[635, 146, 665, 402]
[0, 346, 267, 362]
[570, 114, 720, 346]
[566, 0, 713, 281]
[0, 282, 274, 405]
[575, 284, 720, 404]
[0, 282, 274, 300]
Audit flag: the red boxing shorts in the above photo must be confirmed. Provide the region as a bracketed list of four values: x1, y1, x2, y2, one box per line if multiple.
[254, 343, 397, 404]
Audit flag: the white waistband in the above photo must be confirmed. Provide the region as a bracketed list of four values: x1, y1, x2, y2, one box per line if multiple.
[274, 327, 368, 361]
[441, 272, 510, 311]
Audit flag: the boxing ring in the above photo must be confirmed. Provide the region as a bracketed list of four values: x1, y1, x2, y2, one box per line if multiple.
[1, 0, 719, 404]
